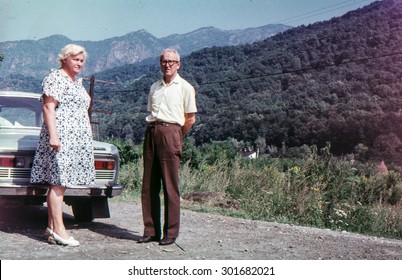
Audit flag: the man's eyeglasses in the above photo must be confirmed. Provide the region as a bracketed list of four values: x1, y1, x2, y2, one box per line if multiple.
[160, 60, 179, 66]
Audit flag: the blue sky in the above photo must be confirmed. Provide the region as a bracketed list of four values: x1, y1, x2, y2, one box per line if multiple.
[0, 0, 377, 42]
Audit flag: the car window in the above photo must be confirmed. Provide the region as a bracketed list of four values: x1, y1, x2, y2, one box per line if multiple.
[0, 95, 43, 128]
[0, 107, 40, 127]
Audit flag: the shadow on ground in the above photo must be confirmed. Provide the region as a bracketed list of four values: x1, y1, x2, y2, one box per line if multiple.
[0, 204, 140, 243]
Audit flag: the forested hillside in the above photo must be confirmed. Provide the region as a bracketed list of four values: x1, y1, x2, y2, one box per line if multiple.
[92, 0, 402, 166]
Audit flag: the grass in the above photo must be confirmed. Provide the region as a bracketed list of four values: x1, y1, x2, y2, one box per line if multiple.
[117, 144, 402, 240]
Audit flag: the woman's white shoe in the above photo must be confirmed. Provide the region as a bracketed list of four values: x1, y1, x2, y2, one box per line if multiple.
[47, 228, 80, 246]
[44, 228, 56, 244]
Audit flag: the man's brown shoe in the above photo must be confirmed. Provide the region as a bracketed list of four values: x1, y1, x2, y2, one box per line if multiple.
[137, 236, 159, 243]
[159, 237, 176, 246]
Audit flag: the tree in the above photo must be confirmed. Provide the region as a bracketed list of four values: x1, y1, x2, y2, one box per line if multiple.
[254, 136, 267, 155]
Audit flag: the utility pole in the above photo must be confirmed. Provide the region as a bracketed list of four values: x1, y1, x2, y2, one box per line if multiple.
[85, 75, 114, 140]
[88, 75, 95, 120]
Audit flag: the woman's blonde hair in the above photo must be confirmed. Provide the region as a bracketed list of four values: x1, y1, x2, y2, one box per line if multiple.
[57, 44, 87, 66]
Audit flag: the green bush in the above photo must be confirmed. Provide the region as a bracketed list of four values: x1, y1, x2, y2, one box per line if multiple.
[118, 161, 143, 199]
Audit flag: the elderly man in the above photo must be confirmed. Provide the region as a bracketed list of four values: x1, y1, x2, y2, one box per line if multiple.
[138, 48, 197, 246]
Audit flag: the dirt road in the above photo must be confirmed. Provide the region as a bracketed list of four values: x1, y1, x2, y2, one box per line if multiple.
[0, 200, 402, 260]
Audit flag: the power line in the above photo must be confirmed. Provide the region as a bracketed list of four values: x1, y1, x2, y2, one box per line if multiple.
[199, 51, 402, 86]
[94, 1, 382, 95]
[271, 0, 376, 25]
[99, 50, 402, 94]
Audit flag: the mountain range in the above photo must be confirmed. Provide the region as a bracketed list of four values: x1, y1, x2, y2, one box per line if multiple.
[84, 0, 402, 165]
[0, 24, 290, 79]
[2, 0, 402, 167]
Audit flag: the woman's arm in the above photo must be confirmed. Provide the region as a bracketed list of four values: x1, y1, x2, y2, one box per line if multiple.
[43, 95, 60, 151]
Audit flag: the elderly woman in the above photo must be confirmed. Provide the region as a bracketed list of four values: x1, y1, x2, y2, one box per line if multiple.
[30, 44, 95, 246]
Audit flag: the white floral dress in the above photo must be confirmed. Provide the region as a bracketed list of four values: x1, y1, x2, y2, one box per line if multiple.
[30, 69, 95, 187]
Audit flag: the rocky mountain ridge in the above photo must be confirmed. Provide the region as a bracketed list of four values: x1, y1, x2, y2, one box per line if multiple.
[0, 24, 290, 79]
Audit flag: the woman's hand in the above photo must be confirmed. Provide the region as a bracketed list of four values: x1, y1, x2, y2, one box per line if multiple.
[49, 136, 61, 152]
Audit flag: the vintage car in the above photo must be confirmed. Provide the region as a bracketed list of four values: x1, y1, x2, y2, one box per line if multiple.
[0, 90, 123, 221]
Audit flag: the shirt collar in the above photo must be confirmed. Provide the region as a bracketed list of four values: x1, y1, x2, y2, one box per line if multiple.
[161, 73, 181, 86]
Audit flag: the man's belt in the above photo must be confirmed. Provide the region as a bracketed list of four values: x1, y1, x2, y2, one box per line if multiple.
[148, 120, 181, 127]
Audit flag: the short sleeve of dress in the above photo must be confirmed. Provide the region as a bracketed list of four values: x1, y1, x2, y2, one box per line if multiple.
[41, 70, 65, 102]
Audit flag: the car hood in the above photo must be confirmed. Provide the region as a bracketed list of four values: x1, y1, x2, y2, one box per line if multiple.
[0, 129, 118, 155]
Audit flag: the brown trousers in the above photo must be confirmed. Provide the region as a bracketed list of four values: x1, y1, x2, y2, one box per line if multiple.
[141, 123, 182, 239]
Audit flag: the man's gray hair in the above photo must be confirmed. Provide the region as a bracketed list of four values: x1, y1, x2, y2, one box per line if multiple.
[160, 48, 180, 62]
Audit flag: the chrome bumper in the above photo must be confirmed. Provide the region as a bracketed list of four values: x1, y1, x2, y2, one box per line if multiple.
[0, 183, 124, 198]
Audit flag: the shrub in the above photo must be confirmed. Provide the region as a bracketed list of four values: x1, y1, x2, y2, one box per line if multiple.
[118, 159, 143, 199]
